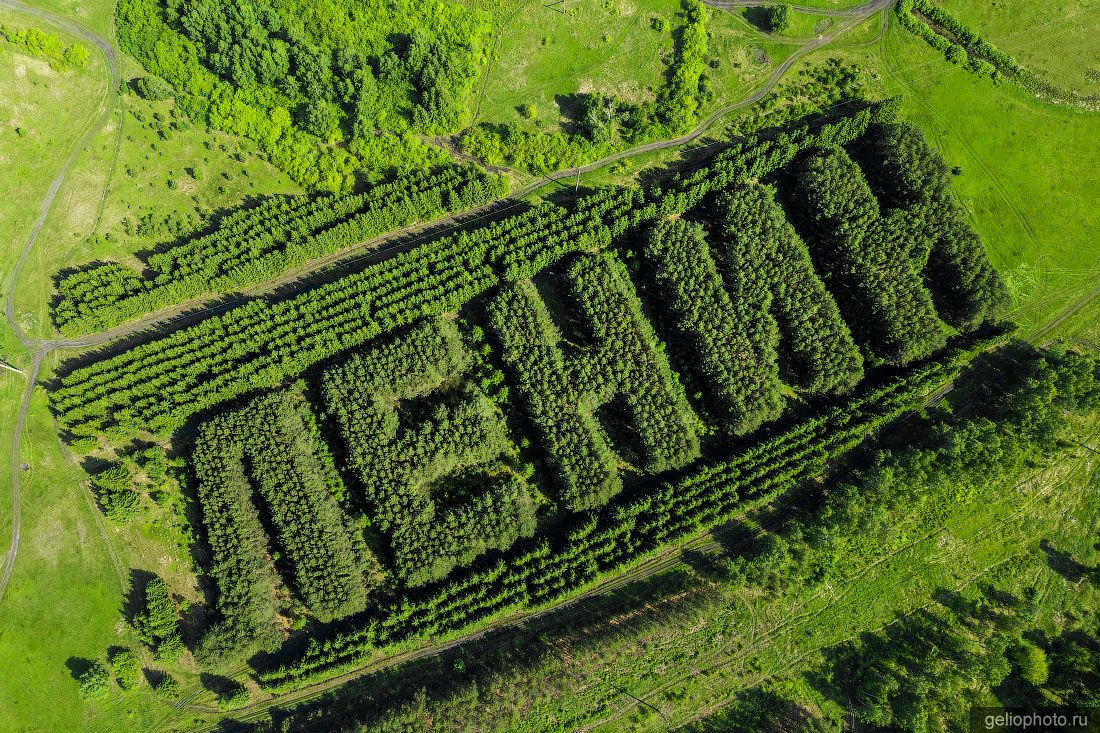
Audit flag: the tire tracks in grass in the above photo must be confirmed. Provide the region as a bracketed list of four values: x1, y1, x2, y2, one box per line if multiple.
[877, 12, 1042, 250]
[0, 0, 120, 603]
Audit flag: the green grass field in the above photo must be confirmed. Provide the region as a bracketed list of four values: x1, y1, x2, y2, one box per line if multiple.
[873, 12, 1100, 333]
[937, 0, 1100, 95]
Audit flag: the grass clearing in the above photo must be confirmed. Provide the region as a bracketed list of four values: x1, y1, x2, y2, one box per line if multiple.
[10, 87, 299, 341]
[936, 0, 1100, 95]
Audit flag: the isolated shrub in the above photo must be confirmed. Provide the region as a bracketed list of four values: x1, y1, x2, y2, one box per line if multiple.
[216, 682, 250, 710]
[110, 649, 140, 690]
[651, 15, 671, 32]
[151, 672, 181, 699]
[518, 103, 537, 120]
[77, 661, 110, 699]
[132, 576, 182, 655]
[769, 3, 792, 32]
[131, 75, 174, 101]
[154, 633, 185, 663]
[1012, 641, 1049, 685]
[69, 436, 98, 455]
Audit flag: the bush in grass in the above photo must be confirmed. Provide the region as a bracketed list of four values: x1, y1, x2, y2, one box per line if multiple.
[154, 633, 185, 663]
[92, 463, 142, 521]
[152, 672, 181, 699]
[77, 661, 110, 699]
[110, 649, 140, 690]
[216, 682, 250, 710]
[768, 3, 791, 32]
[131, 75, 175, 101]
[133, 576, 180, 648]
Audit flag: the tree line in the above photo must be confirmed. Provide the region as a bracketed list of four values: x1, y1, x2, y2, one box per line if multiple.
[53, 165, 506, 335]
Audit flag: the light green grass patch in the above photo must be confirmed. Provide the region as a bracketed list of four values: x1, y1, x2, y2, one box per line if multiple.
[936, 0, 1100, 96]
[477, 0, 680, 128]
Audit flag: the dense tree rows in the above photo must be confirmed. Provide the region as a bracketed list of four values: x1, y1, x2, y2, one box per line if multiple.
[50, 105, 953, 440]
[191, 390, 377, 663]
[258, 341, 988, 691]
[190, 421, 282, 666]
[857, 122, 1010, 329]
[714, 183, 863, 394]
[322, 318, 536, 587]
[53, 165, 506, 334]
[640, 219, 783, 434]
[796, 147, 948, 365]
[489, 252, 699, 510]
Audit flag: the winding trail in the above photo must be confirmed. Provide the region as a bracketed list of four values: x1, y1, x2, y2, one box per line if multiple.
[0, 0, 120, 601]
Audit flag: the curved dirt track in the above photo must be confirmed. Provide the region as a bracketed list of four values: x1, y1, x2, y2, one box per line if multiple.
[0, 0, 119, 602]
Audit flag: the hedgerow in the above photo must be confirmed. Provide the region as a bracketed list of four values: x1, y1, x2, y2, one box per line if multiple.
[896, 0, 1099, 110]
[322, 318, 536, 587]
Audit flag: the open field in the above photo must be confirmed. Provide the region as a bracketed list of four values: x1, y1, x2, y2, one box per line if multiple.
[936, 0, 1100, 95]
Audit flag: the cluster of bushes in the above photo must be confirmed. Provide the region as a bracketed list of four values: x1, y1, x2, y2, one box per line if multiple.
[489, 252, 700, 511]
[897, 0, 1099, 109]
[322, 318, 536, 587]
[90, 463, 142, 522]
[115, 0, 492, 188]
[459, 0, 711, 174]
[191, 391, 380, 665]
[52, 165, 507, 334]
[258, 343, 984, 691]
[0, 23, 89, 71]
[77, 646, 179, 700]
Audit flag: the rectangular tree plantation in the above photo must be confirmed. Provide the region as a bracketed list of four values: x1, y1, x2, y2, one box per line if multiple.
[50, 104, 1011, 690]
